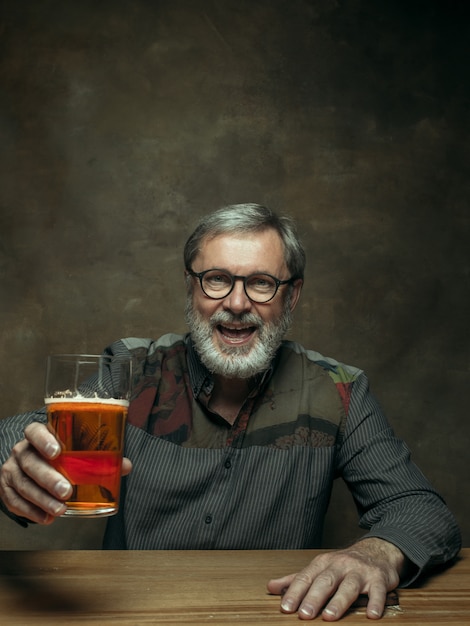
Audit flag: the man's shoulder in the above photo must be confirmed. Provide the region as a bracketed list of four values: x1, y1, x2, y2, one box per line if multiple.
[107, 334, 187, 358]
[279, 340, 363, 384]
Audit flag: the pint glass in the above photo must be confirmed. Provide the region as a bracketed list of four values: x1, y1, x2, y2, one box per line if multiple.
[44, 354, 132, 517]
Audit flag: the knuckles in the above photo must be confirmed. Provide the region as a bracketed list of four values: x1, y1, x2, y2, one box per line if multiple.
[303, 550, 392, 593]
[293, 570, 316, 587]
[0, 456, 18, 489]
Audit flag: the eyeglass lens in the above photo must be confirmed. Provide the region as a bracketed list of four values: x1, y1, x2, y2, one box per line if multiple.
[201, 270, 278, 302]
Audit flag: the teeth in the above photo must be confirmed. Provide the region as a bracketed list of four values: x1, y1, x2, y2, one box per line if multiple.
[221, 325, 250, 331]
[219, 325, 254, 340]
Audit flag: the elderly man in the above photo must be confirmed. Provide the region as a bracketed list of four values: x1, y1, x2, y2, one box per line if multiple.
[0, 204, 461, 621]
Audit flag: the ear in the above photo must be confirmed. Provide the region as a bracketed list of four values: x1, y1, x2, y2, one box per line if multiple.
[289, 279, 303, 312]
[184, 270, 193, 293]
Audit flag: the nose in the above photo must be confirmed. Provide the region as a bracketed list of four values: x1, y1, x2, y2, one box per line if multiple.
[223, 277, 252, 313]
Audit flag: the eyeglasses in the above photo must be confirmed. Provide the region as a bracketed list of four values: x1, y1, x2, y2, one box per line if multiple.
[186, 268, 296, 303]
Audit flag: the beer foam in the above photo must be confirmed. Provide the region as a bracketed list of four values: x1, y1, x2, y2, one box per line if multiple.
[45, 394, 129, 407]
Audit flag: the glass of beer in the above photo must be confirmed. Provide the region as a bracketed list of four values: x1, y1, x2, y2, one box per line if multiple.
[44, 354, 132, 517]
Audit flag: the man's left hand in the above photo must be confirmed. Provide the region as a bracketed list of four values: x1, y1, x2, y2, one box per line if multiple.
[267, 538, 406, 621]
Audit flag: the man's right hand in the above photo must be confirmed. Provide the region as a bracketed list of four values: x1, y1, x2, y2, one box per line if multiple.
[0, 422, 72, 524]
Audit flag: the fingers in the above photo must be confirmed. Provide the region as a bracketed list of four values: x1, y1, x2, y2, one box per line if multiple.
[318, 576, 386, 621]
[121, 457, 133, 476]
[268, 547, 395, 621]
[0, 466, 67, 524]
[24, 421, 62, 459]
[278, 564, 339, 620]
[365, 583, 388, 620]
[266, 573, 296, 596]
[277, 569, 387, 621]
[0, 423, 72, 524]
[1, 423, 134, 524]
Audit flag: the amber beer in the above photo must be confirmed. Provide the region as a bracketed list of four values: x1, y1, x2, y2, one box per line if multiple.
[46, 397, 128, 517]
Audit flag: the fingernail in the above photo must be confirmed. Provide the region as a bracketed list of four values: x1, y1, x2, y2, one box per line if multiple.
[324, 607, 338, 617]
[55, 479, 71, 498]
[299, 604, 314, 618]
[45, 442, 61, 458]
[52, 501, 66, 516]
[280, 598, 295, 612]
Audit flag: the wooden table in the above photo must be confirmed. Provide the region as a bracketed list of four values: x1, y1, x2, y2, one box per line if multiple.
[0, 548, 468, 624]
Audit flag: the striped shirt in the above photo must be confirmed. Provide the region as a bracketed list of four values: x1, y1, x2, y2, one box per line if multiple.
[0, 334, 461, 584]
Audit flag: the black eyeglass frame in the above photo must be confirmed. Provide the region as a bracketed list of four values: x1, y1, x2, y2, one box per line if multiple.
[186, 268, 297, 303]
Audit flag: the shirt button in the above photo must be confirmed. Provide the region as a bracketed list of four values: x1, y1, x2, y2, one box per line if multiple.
[205, 515, 212, 524]
[224, 459, 231, 469]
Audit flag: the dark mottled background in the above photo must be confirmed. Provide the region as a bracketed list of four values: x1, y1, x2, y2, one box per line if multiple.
[1, 0, 468, 549]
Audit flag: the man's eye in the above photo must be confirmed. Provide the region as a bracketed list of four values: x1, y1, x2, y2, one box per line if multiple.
[249, 276, 275, 291]
[212, 274, 226, 283]
[205, 273, 231, 288]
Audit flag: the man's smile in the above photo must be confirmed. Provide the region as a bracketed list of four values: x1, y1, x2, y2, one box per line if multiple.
[216, 324, 258, 345]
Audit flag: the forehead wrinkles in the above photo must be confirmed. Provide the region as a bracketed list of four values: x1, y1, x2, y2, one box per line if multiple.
[196, 231, 287, 275]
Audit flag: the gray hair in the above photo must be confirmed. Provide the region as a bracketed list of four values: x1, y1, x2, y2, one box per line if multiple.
[183, 203, 306, 279]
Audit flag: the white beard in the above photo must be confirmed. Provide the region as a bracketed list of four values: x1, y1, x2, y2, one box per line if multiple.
[185, 299, 292, 379]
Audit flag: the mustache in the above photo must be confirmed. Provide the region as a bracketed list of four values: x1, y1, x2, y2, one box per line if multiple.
[209, 311, 263, 328]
